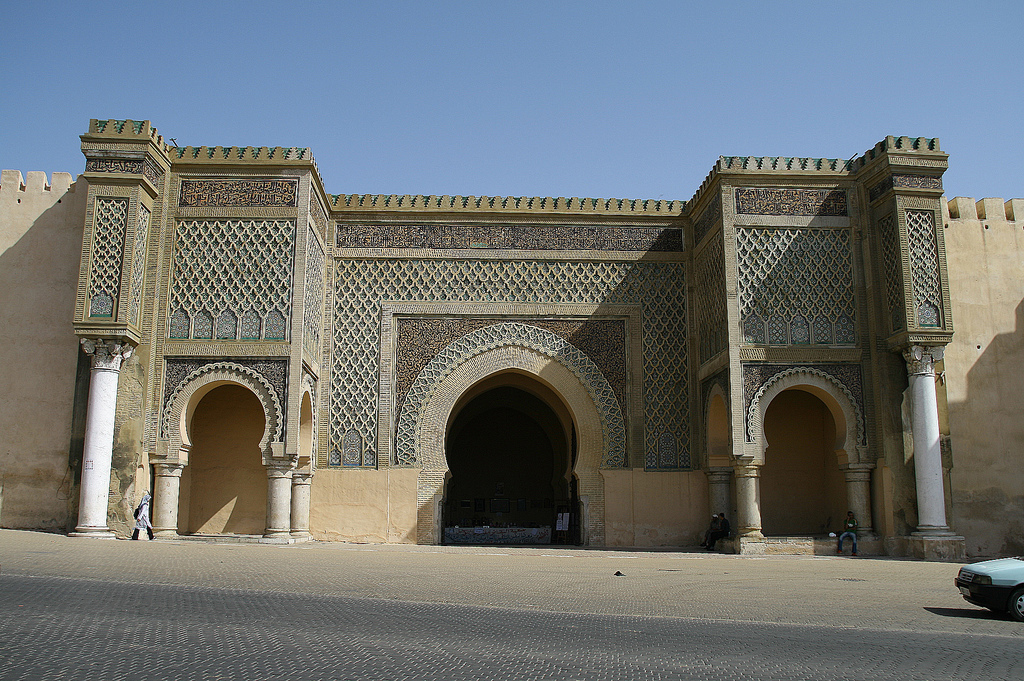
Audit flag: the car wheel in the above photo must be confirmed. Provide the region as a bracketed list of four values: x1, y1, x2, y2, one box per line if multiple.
[1010, 587, 1024, 623]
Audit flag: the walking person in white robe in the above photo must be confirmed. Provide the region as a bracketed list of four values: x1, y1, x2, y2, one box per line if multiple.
[131, 491, 154, 540]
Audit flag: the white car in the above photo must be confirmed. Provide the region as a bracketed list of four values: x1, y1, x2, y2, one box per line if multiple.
[955, 558, 1024, 621]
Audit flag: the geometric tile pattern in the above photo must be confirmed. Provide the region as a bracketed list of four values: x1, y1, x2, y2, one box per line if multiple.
[127, 204, 151, 326]
[168, 220, 295, 340]
[736, 228, 856, 346]
[692, 195, 721, 247]
[302, 229, 325, 358]
[877, 213, 905, 333]
[905, 210, 942, 328]
[394, 322, 626, 468]
[87, 198, 128, 318]
[693, 238, 727, 364]
[328, 259, 687, 470]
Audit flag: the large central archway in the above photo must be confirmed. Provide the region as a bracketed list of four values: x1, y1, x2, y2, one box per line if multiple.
[442, 379, 579, 545]
[178, 384, 267, 535]
[760, 388, 847, 535]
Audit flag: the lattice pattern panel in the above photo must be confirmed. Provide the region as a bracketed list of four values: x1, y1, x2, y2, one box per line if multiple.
[736, 228, 856, 346]
[394, 322, 626, 468]
[905, 210, 942, 328]
[88, 198, 129, 318]
[328, 259, 688, 470]
[877, 213, 905, 333]
[168, 220, 295, 340]
[127, 205, 150, 326]
[302, 229, 326, 358]
[694, 239, 727, 364]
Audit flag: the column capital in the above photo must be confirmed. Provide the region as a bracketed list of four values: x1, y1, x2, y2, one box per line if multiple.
[291, 470, 313, 485]
[902, 344, 944, 376]
[153, 461, 185, 477]
[705, 467, 733, 484]
[733, 462, 760, 479]
[266, 464, 294, 479]
[81, 337, 134, 371]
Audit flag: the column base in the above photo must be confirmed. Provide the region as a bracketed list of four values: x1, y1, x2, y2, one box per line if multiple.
[290, 530, 311, 540]
[729, 535, 766, 555]
[152, 528, 180, 538]
[69, 527, 117, 539]
[263, 528, 292, 539]
[885, 534, 966, 561]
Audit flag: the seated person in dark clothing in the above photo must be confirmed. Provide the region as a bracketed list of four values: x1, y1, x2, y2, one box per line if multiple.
[699, 515, 722, 548]
[705, 513, 730, 550]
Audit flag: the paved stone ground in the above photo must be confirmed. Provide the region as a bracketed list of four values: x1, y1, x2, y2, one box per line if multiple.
[0, 530, 1021, 680]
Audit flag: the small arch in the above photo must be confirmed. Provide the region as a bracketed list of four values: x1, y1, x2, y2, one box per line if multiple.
[705, 383, 731, 468]
[748, 367, 863, 465]
[162, 361, 284, 463]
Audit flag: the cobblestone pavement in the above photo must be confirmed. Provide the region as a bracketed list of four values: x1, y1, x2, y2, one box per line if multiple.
[1, 530, 1021, 680]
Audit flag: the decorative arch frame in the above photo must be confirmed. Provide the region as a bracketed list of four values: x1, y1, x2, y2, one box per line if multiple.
[408, 337, 614, 546]
[747, 366, 865, 465]
[396, 322, 625, 469]
[161, 361, 284, 463]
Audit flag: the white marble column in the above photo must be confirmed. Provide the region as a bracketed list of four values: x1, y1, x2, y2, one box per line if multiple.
[903, 345, 952, 535]
[290, 471, 312, 539]
[152, 461, 184, 537]
[842, 463, 874, 535]
[71, 339, 133, 538]
[733, 461, 763, 538]
[705, 467, 732, 518]
[265, 464, 293, 538]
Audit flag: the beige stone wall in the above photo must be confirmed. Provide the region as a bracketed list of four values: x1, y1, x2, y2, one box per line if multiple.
[943, 197, 1024, 557]
[0, 171, 87, 530]
[310, 468, 419, 543]
[602, 469, 708, 546]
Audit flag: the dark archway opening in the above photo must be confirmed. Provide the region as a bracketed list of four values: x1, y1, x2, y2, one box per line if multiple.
[443, 384, 579, 544]
[760, 388, 847, 536]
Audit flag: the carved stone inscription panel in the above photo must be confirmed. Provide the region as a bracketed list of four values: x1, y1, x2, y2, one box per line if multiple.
[735, 188, 847, 216]
[178, 179, 298, 207]
[335, 223, 682, 252]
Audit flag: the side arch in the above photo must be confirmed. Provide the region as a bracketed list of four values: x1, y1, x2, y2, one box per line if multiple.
[704, 382, 731, 468]
[747, 367, 865, 465]
[414, 344, 608, 546]
[162, 361, 284, 463]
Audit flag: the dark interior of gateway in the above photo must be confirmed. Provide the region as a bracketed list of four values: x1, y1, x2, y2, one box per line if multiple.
[442, 385, 579, 544]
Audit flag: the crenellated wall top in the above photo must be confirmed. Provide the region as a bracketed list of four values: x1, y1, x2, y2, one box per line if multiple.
[86, 119, 170, 153]
[329, 193, 686, 216]
[945, 197, 1024, 221]
[0, 170, 76, 197]
[686, 135, 946, 208]
[171, 145, 313, 163]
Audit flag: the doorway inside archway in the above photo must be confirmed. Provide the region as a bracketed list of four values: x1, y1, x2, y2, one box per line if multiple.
[442, 381, 579, 544]
[177, 384, 267, 535]
[760, 388, 847, 536]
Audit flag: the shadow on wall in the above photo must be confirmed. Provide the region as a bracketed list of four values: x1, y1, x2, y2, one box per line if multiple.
[950, 299, 1024, 557]
[0, 172, 86, 530]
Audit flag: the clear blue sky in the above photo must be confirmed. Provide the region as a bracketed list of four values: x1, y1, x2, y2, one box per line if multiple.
[2, 1, 1021, 202]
